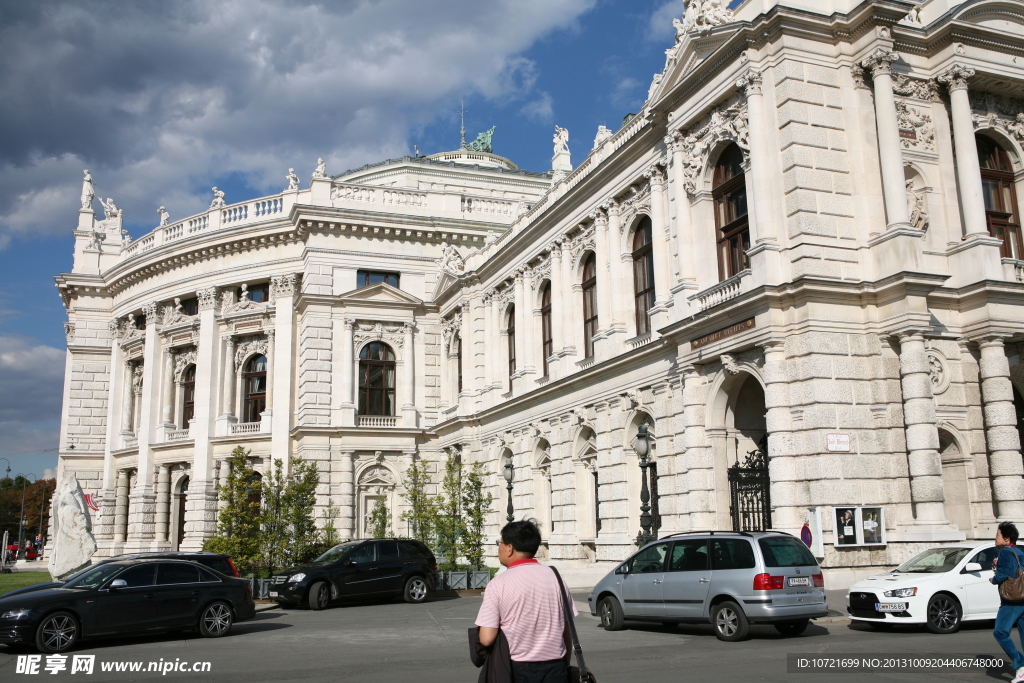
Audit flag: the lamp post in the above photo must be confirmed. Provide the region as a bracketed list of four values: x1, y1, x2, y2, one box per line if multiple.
[38, 479, 50, 552]
[634, 424, 655, 548]
[16, 473, 36, 560]
[503, 460, 515, 523]
[0, 458, 11, 480]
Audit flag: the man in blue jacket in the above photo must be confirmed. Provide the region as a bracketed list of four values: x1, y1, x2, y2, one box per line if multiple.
[992, 521, 1024, 683]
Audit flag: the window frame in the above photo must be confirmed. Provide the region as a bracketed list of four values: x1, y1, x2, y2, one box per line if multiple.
[358, 342, 396, 416]
[540, 282, 552, 377]
[180, 365, 196, 427]
[978, 135, 1023, 260]
[506, 305, 516, 381]
[631, 218, 656, 336]
[242, 355, 267, 423]
[241, 283, 270, 304]
[581, 253, 598, 358]
[357, 270, 401, 289]
[455, 335, 463, 395]
[712, 145, 750, 282]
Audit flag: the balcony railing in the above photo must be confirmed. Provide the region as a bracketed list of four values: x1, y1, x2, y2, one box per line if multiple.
[690, 269, 750, 312]
[358, 415, 398, 428]
[230, 422, 262, 435]
[167, 429, 191, 441]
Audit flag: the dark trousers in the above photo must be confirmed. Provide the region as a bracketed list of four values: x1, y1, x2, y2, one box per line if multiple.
[511, 659, 568, 683]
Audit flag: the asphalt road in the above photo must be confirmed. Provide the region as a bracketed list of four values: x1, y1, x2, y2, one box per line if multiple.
[0, 594, 1015, 683]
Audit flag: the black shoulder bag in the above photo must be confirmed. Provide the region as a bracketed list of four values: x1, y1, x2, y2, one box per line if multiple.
[550, 567, 596, 683]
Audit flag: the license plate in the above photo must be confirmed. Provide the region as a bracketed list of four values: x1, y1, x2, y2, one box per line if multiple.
[787, 577, 810, 587]
[875, 603, 907, 612]
[269, 591, 278, 598]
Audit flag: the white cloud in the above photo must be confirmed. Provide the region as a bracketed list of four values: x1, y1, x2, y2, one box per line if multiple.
[0, 0, 597, 246]
[520, 92, 556, 124]
[0, 337, 66, 424]
[648, 0, 682, 43]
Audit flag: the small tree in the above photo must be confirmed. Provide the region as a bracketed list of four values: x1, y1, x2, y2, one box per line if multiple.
[258, 459, 291, 577]
[400, 460, 437, 544]
[434, 450, 464, 571]
[286, 458, 321, 564]
[461, 461, 494, 570]
[369, 497, 393, 538]
[320, 499, 341, 547]
[204, 446, 261, 575]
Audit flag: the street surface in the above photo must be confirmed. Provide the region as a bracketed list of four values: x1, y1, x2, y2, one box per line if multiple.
[0, 593, 1013, 682]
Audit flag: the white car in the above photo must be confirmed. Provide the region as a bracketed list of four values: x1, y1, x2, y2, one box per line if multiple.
[846, 541, 999, 633]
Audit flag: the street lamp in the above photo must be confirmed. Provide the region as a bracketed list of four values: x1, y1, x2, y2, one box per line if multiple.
[503, 460, 515, 523]
[16, 473, 36, 560]
[0, 458, 11, 481]
[634, 424, 655, 548]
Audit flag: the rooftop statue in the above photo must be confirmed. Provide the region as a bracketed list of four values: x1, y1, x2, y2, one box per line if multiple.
[593, 125, 613, 150]
[554, 126, 570, 155]
[157, 206, 170, 226]
[680, 0, 734, 35]
[80, 170, 94, 210]
[466, 126, 497, 154]
[312, 157, 327, 180]
[210, 187, 226, 208]
[100, 197, 120, 221]
[438, 241, 465, 276]
[286, 168, 300, 191]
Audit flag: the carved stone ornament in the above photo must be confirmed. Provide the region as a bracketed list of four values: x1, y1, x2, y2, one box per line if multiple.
[572, 406, 588, 425]
[174, 346, 198, 380]
[678, 98, 749, 197]
[895, 101, 936, 152]
[938, 64, 975, 92]
[619, 183, 652, 225]
[677, 0, 734, 35]
[437, 242, 466, 277]
[63, 322, 75, 343]
[892, 74, 941, 102]
[234, 335, 269, 370]
[720, 354, 741, 375]
[225, 284, 268, 315]
[861, 48, 900, 78]
[735, 70, 762, 97]
[270, 274, 299, 300]
[441, 315, 461, 348]
[142, 302, 160, 326]
[48, 475, 98, 580]
[162, 298, 192, 326]
[970, 91, 1024, 143]
[531, 254, 552, 288]
[358, 465, 395, 486]
[566, 224, 597, 265]
[197, 287, 218, 312]
[622, 389, 642, 411]
[906, 179, 930, 233]
[926, 349, 950, 395]
[131, 363, 144, 395]
[354, 321, 405, 349]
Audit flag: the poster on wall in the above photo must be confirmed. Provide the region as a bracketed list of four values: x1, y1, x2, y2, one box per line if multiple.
[833, 506, 886, 546]
[835, 507, 857, 546]
[859, 507, 884, 545]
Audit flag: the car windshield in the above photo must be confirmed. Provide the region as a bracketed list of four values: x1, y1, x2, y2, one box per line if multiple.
[314, 542, 361, 563]
[894, 548, 971, 573]
[63, 564, 126, 589]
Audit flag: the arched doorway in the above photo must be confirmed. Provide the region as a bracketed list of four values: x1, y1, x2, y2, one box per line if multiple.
[938, 429, 972, 536]
[357, 464, 396, 538]
[173, 475, 189, 549]
[712, 371, 768, 530]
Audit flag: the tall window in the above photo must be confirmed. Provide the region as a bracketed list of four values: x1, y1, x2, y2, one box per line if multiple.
[358, 342, 396, 416]
[455, 335, 463, 394]
[180, 365, 196, 427]
[358, 271, 400, 288]
[582, 253, 598, 358]
[243, 355, 267, 423]
[506, 306, 516, 380]
[180, 297, 199, 316]
[593, 469, 601, 534]
[632, 217, 656, 335]
[713, 144, 750, 281]
[540, 282, 552, 376]
[240, 283, 270, 303]
[978, 135, 1022, 259]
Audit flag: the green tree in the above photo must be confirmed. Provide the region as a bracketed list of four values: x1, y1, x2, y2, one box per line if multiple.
[320, 499, 341, 547]
[285, 458, 321, 564]
[204, 446, 262, 575]
[369, 496, 392, 538]
[400, 460, 437, 544]
[460, 461, 494, 570]
[258, 458, 291, 577]
[434, 450, 464, 571]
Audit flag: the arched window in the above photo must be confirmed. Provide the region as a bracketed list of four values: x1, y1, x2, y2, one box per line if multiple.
[243, 355, 267, 423]
[582, 253, 598, 358]
[540, 282, 552, 377]
[180, 365, 196, 427]
[632, 217, 656, 335]
[455, 335, 463, 395]
[713, 144, 749, 281]
[359, 342, 396, 416]
[506, 306, 516, 380]
[978, 135, 1022, 259]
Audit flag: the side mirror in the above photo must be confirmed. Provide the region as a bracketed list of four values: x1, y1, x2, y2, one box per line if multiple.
[964, 562, 983, 573]
[109, 579, 128, 590]
[615, 564, 630, 575]
[347, 560, 358, 567]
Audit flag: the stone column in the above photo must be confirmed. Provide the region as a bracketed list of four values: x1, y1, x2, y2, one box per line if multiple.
[264, 329, 276, 411]
[647, 167, 674, 310]
[897, 333, 950, 527]
[270, 274, 297, 472]
[762, 341, 802, 531]
[521, 271, 537, 375]
[161, 349, 175, 426]
[221, 337, 236, 417]
[548, 242, 564, 374]
[681, 365, 713, 531]
[669, 133, 697, 288]
[977, 337, 1024, 519]
[339, 451, 356, 539]
[560, 240, 576, 360]
[155, 464, 171, 543]
[113, 470, 129, 544]
[98, 321, 125, 552]
[483, 293, 496, 388]
[340, 318, 355, 425]
[862, 48, 911, 229]
[125, 302, 160, 551]
[402, 322, 416, 426]
[593, 210, 613, 338]
[604, 203, 627, 334]
[939, 65, 987, 236]
[513, 269, 526, 376]
[121, 361, 135, 435]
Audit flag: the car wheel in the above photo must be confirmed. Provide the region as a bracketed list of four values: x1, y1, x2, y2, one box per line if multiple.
[308, 581, 331, 611]
[926, 594, 961, 634]
[403, 576, 429, 604]
[774, 619, 810, 636]
[712, 601, 750, 642]
[35, 611, 78, 654]
[198, 602, 233, 638]
[599, 596, 625, 631]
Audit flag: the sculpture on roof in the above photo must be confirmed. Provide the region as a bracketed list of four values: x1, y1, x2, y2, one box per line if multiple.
[100, 197, 120, 221]
[437, 241, 465, 276]
[157, 206, 170, 226]
[466, 126, 496, 154]
[553, 126, 570, 155]
[680, 0, 734, 35]
[210, 187, 226, 208]
[312, 157, 327, 179]
[593, 125, 613, 150]
[285, 168, 300, 191]
[81, 170, 95, 210]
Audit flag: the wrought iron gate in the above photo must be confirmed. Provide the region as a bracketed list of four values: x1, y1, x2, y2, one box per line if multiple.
[728, 443, 771, 532]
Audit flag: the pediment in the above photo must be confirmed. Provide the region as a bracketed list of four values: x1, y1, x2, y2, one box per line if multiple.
[431, 270, 460, 301]
[337, 282, 423, 307]
[652, 27, 736, 107]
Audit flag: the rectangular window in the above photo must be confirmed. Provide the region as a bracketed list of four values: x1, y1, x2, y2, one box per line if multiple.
[668, 539, 709, 572]
[358, 271, 400, 288]
[593, 469, 601, 534]
[239, 283, 270, 303]
[180, 297, 199, 316]
[711, 539, 756, 570]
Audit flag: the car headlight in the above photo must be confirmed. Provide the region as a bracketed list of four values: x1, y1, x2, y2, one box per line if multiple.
[883, 587, 917, 598]
[1, 609, 30, 620]
[288, 573, 306, 583]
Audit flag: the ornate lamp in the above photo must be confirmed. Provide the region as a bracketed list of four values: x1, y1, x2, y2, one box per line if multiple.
[634, 424, 656, 548]
[503, 460, 515, 523]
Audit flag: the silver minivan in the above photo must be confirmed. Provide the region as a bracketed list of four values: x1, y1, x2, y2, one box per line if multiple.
[587, 531, 828, 641]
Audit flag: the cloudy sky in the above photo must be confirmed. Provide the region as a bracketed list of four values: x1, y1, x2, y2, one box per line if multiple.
[0, 0, 691, 477]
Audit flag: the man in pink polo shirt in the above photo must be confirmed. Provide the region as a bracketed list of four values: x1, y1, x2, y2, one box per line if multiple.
[476, 520, 577, 683]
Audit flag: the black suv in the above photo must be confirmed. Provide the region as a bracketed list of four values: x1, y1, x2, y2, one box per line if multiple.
[270, 539, 439, 609]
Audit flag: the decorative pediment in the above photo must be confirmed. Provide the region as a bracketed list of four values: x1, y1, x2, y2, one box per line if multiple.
[432, 270, 461, 301]
[677, 96, 748, 197]
[970, 91, 1024, 143]
[235, 335, 268, 370]
[338, 282, 424, 308]
[358, 465, 396, 487]
[174, 346, 198, 380]
[353, 320, 408, 349]
[955, 2, 1024, 32]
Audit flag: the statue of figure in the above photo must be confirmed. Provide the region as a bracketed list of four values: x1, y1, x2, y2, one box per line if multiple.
[553, 126, 570, 155]
[673, 16, 686, 40]
[1009, 113, 1024, 142]
[593, 125, 613, 150]
[99, 197, 119, 221]
[312, 157, 327, 179]
[48, 476, 98, 580]
[906, 180, 929, 232]
[81, 170, 95, 210]
[437, 241, 465, 276]
[466, 126, 497, 154]
[682, 0, 734, 34]
[157, 206, 170, 226]
[286, 168, 300, 191]
[239, 283, 250, 303]
[210, 187, 226, 208]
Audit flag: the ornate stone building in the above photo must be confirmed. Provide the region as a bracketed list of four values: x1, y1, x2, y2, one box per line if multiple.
[55, 0, 1024, 587]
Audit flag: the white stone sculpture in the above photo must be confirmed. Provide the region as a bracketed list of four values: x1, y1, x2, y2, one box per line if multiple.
[593, 125, 613, 150]
[81, 170, 95, 210]
[312, 157, 327, 179]
[48, 476, 98, 580]
[681, 0, 734, 34]
[100, 197, 120, 221]
[210, 187, 226, 208]
[286, 168, 300, 191]
[157, 206, 170, 226]
[553, 126, 570, 155]
[438, 241, 465, 276]
[906, 180, 929, 232]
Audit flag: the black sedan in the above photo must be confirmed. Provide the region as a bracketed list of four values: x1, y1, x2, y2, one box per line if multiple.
[0, 559, 255, 653]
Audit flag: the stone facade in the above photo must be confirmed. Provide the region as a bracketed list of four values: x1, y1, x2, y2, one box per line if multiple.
[53, 1, 1024, 588]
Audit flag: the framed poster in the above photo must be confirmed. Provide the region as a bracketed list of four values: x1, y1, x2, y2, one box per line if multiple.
[833, 506, 886, 547]
[835, 507, 857, 546]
